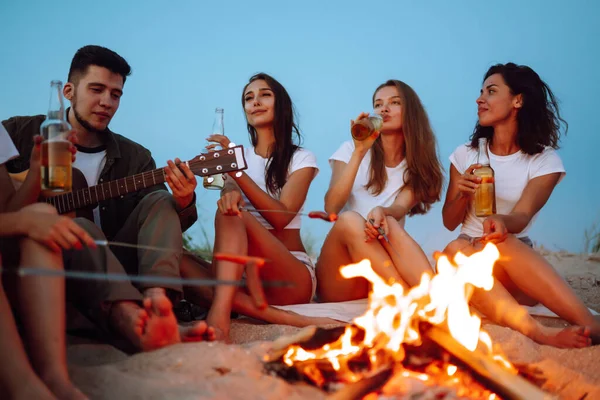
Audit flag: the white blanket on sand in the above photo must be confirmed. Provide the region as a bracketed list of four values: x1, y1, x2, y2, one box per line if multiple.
[274, 299, 599, 324]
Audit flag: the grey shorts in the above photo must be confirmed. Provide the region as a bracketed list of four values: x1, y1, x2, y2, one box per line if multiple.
[457, 233, 533, 248]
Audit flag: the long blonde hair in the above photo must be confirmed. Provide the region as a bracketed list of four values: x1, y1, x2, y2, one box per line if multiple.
[367, 80, 443, 216]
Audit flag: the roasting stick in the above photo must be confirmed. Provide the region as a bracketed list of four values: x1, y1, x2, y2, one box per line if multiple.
[7, 267, 290, 289]
[423, 324, 555, 400]
[240, 208, 339, 222]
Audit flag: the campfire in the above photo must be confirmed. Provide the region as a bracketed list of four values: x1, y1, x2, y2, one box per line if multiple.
[264, 243, 553, 400]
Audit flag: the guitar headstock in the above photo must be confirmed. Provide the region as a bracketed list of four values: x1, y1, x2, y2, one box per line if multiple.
[188, 145, 248, 177]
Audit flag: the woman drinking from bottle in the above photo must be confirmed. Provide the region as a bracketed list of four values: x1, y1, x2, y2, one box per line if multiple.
[316, 79, 444, 302]
[442, 62, 599, 348]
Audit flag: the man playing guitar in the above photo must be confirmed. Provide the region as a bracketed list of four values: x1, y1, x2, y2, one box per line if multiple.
[3, 45, 221, 351]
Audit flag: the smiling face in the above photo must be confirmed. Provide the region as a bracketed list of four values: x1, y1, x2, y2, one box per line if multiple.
[64, 65, 124, 133]
[373, 85, 403, 133]
[476, 73, 522, 127]
[243, 79, 275, 129]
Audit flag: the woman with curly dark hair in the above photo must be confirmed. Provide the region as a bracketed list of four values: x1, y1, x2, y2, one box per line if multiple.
[443, 62, 599, 348]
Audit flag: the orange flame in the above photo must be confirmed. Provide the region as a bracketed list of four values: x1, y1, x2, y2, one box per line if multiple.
[283, 243, 514, 376]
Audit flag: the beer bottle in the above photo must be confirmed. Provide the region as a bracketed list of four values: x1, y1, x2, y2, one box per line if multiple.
[473, 137, 496, 217]
[203, 107, 226, 190]
[351, 113, 383, 141]
[40, 80, 72, 193]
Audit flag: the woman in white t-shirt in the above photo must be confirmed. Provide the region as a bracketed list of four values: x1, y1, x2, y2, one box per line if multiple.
[443, 62, 599, 348]
[316, 80, 444, 302]
[181, 73, 326, 341]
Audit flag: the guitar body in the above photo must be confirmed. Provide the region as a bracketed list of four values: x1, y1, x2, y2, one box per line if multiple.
[11, 167, 95, 221]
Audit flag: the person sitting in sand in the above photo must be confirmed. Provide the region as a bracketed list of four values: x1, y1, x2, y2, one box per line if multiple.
[180, 73, 334, 342]
[0, 123, 90, 399]
[316, 80, 444, 302]
[2, 45, 214, 351]
[442, 62, 599, 348]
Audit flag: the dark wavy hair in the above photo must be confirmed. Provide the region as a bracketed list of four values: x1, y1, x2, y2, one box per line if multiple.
[470, 62, 567, 155]
[68, 45, 131, 85]
[242, 73, 302, 194]
[368, 80, 444, 216]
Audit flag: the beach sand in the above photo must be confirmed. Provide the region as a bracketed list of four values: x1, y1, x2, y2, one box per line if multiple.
[66, 251, 600, 399]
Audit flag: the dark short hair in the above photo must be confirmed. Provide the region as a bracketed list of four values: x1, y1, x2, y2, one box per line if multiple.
[68, 45, 132, 85]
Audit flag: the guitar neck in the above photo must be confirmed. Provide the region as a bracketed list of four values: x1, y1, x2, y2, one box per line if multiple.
[46, 168, 167, 215]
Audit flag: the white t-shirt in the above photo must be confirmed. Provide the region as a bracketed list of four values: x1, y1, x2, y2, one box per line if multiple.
[73, 145, 107, 227]
[450, 142, 566, 238]
[329, 141, 407, 221]
[0, 123, 19, 165]
[241, 146, 319, 230]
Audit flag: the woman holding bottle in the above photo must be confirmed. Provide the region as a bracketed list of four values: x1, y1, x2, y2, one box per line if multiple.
[180, 73, 335, 341]
[442, 62, 599, 348]
[316, 79, 444, 302]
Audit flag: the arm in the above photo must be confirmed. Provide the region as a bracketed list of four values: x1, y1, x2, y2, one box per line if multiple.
[0, 209, 96, 253]
[324, 152, 367, 214]
[484, 173, 562, 237]
[231, 166, 317, 231]
[324, 113, 381, 214]
[442, 163, 482, 231]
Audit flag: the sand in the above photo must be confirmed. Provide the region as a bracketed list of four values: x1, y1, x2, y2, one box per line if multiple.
[65, 251, 600, 399]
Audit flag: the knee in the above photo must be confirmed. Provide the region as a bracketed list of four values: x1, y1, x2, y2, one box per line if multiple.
[140, 190, 176, 210]
[73, 217, 106, 240]
[21, 202, 58, 215]
[334, 211, 365, 235]
[443, 239, 470, 258]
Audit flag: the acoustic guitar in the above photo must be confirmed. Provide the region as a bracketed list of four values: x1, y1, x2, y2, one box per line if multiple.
[10, 145, 247, 221]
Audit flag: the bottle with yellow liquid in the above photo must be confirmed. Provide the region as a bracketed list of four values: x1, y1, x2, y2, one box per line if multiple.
[40, 80, 72, 193]
[351, 113, 383, 141]
[473, 138, 496, 217]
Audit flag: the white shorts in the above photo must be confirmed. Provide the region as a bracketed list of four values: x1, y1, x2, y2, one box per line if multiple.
[290, 251, 317, 301]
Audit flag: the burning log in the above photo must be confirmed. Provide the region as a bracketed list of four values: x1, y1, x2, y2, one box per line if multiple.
[263, 244, 560, 399]
[422, 323, 555, 400]
[326, 367, 393, 400]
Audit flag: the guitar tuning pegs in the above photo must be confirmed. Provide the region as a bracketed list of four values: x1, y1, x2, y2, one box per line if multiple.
[235, 172, 243, 178]
[228, 142, 236, 148]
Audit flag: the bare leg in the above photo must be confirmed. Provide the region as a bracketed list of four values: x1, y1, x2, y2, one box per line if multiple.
[316, 211, 407, 303]
[383, 216, 434, 286]
[444, 238, 592, 348]
[181, 254, 339, 327]
[14, 204, 87, 399]
[206, 211, 316, 341]
[0, 274, 56, 400]
[205, 212, 248, 341]
[492, 235, 600, 339]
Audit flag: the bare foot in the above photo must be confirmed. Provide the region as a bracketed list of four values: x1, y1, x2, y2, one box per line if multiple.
[139, 289, 181, 351]
[108, 300, 150, 350]
[535, 325, 592, 348]
[180, 321, 217, 342]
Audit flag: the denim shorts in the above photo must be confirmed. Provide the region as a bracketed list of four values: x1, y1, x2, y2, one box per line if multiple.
[457, 233, 533, 248]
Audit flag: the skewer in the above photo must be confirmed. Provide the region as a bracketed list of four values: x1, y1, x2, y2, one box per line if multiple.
[3, 267, 292, 289]
[240, 208, 338, 222]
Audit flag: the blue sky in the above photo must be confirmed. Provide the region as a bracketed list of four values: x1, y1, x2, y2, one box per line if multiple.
[1, 0, 598, 255]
